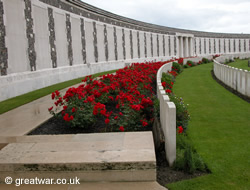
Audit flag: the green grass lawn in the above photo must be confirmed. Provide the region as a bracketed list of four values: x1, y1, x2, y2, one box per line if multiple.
[0, 69, 117, 114]
[167, 63, 250, 190]
[228, 59, 250, 71]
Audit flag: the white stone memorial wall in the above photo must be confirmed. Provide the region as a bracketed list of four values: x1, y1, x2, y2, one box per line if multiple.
[4, 0, 29, 74]
[215, 39, 220, 54]
[54, 12, 68, 67]
[205, 38, 209, 55]
[235, 39, 239, 53]
[116, 27, 123, 61]
[247, 39, 250, 52]
[240, 39, 244, 52]
[201, 38, 205, 55]
[211, 38, 215, 54]
[225, 39, 229, 53]
[132, 30, 138, 59]
[107, 26, 115, 61]
[152, 34, 157, 57]
[159, 35, 163, 57]
[33, 4, 51, 70]
[170, 36, 175, 56]
[139, 32, 145, 58]
[0, 0, 250, 101]
[85, 20, 95, 64]
[124, 29, 131, 60]
[96, 23, 106, 62]
[195, 38, 199, 55]
[139, 32, 144, 58]
[164, 35, 169, 56]
[146, 32, 151, 57]
[71, 16, 83, 65]
[230, 39, 234, 53]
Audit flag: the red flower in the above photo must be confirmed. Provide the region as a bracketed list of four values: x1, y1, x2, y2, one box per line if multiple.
[141, 97, 153, 106]
[119, 112, 123, 116]
[162, 82, 166, 88]
[87, 96, 95, 103]
[114, 116, 118, 120]
[93, 90, 101, 98]
[142, 121, 148, 127]
[108, 96, 114, 101]
[55, 90, 60, 96]
[93, 102, 106, 115]
[100, 109, 106, 116]
[119, 126, 124, 132]
[131, 104, 143, 111]
[72, 107, 76, 113]
[63, 106, 67, 110]
[101, 86, 110, 93]
[166, 89, 172, 93]
[63, 113, 70, 122]
[178, 126, 184, 134]
[105, 111, 112, 118]
[51, 93, 55, 100]
[105, 118, 110, 124]
[48, 106, 53, 111]
[178, 58, 183, 64]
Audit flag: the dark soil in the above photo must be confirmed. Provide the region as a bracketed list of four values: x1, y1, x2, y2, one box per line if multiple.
[211, 70, 250, 103]
[156, 149, 207, 185]
[28, 117, 207, 185]
[28, 117, 98, 135]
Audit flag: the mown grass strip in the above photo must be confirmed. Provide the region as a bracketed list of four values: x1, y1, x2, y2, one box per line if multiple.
[0, 69, 117, 114]
[167, 63, 250, 190]
[228, 58, 250, 71]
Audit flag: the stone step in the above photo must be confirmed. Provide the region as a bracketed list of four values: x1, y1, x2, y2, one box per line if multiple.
[0, 181, 167, 190]
[0, 132, 156, 183]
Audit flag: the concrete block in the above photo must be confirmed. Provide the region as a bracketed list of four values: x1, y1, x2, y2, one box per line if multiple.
[164, 102, 176, 167]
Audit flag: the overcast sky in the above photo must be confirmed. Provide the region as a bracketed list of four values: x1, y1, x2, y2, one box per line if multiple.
[81, 0, 250, 34]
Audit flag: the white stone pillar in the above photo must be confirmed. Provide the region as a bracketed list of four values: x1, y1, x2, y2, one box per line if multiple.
[184, 37, 189, 57]
[189, 37, 193, 57]
[179, 37, 183, 57]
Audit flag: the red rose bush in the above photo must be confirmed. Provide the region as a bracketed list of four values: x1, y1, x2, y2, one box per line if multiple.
[49, 61, 174, 132]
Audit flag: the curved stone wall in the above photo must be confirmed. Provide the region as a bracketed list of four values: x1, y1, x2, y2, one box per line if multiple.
[214, 55, 250, 98]
[0, 0, 250, 101]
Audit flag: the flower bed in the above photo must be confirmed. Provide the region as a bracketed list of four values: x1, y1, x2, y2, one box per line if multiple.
[49, 60, 176, 132]
[31, 57, 211, 182]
